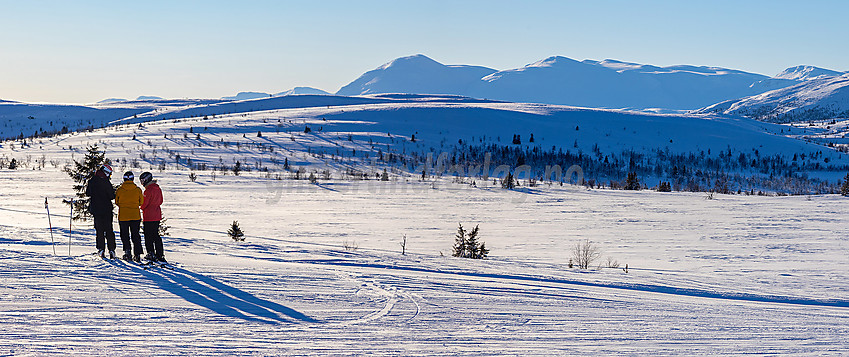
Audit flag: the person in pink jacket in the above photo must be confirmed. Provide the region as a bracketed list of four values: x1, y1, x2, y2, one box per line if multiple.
[139, 172, 166, 263]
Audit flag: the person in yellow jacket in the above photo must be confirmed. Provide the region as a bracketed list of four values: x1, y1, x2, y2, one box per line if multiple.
[115, 171, 144, 262]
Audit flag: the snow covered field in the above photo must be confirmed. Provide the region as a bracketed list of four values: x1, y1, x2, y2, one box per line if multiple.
[2, 96, 849, 355]
[2, 167, 849, 355]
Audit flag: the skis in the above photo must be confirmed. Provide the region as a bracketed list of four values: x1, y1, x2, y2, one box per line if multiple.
[141, 261, 175, 270]
[141, 262, 174, 270]
[89, 252, 175, 270]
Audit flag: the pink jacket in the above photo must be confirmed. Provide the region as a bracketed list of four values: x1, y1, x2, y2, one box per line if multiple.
[141, 181, 163, 222]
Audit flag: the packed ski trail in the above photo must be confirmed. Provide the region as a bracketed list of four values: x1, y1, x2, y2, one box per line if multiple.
[2, 169, 849, 355]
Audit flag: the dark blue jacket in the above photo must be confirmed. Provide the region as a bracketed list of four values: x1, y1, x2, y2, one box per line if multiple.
[85, 173, 115, 216]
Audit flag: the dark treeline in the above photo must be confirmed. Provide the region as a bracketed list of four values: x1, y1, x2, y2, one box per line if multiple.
[395, 142, 848, 195]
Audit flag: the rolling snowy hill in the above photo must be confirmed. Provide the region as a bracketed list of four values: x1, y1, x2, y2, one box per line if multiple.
[4, 93, 847, 194]
[700, 74, 849, 123]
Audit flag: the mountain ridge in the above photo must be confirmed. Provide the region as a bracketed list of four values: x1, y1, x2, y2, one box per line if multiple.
[335, 54, 844, 110]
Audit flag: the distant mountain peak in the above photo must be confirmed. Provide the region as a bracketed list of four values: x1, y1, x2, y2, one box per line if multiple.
[378, 54, 442, 70]
[336, 54, 496, 97]
[97, 98, 128, 104]
[222, 92, 272, 101]
[528, 56, 581, 68]
[275, 87, 330, 96]
[774, 65, 844, 81]
[136, 95, 164, 101]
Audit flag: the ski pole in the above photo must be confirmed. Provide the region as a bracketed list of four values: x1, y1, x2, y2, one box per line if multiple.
[45, 197, 56, 255]
[63, 198, 73, 256]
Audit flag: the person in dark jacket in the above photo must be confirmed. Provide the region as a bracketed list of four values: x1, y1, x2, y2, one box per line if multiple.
[139, 171, 166, 262]
[85, 164, 117, 259]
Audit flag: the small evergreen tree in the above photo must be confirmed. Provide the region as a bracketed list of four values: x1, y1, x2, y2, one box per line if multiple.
[159, 217, 171, 237]
[452, 223, 467, 258]
[501, 172, 515, 189]
[64, 144, 107, 221]
[380, 169, 389, 181]
[8, 158, 17, 169]
[228, 220, 245, 241]
[624, 172, 640, 190]
[657, 181, 671, 192]
[232, 161, 242, 176]
[841, 173, 849, 196]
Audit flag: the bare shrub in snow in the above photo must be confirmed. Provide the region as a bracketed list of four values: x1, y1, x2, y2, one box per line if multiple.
[343, 240, 358, 251]
[572, 239, 601, 269]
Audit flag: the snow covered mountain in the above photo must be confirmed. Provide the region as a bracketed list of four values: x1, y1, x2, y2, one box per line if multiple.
[335, 55, 843, 110]
[699, 74, 849, 123]
[96, 98, 129, 104]
[336, 54, 497, 97]
[136, 95, 164, 101]
[773, 65, 845, 81]
[477, 57, 778, 109]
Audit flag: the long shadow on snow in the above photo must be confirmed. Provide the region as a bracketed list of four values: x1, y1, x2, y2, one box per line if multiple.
[275, 258, 849, 309]
[130, 264, 316, 324]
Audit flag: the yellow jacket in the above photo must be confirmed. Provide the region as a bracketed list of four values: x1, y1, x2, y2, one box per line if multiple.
[115, 181, 144, 221]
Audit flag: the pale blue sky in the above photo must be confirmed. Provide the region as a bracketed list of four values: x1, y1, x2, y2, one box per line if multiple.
[1, 0, 846, 104]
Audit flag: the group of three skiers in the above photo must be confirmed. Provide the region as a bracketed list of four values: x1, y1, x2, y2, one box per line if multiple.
[85, 164, 166, 263]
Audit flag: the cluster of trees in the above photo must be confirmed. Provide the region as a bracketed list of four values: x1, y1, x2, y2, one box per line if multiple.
[452, 223, 488, 259]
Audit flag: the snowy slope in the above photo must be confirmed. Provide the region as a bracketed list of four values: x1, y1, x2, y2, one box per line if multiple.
[8, 94, 847, 172]
[700, 74, 849, 123]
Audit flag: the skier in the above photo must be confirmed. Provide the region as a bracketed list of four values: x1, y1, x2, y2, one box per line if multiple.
[115, 171, 144, 262]
[85, 164, 116, 259]
[139, 172, 166, 262]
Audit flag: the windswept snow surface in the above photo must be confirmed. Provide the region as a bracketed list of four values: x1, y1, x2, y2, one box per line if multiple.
[2, 96, 849, 354]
